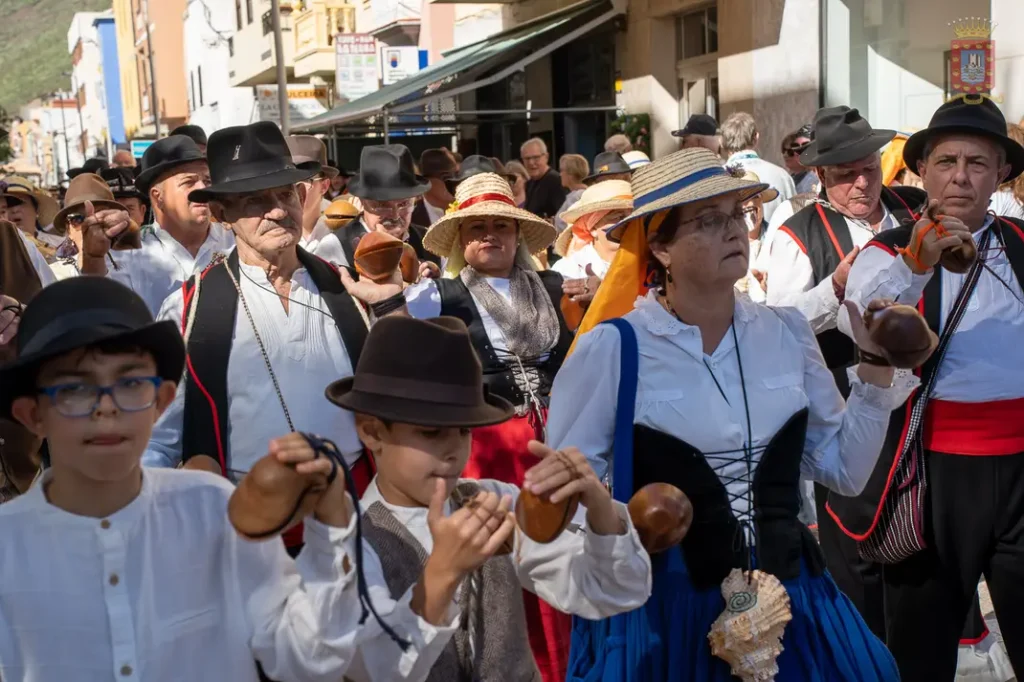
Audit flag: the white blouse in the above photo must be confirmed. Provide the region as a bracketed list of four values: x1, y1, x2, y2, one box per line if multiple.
[361, 477, 650, 621]
[547, 292, 918, 521]
[0, 468, 455, 682]
[551, 244, 612, 280]
[145, 262, 365, 474]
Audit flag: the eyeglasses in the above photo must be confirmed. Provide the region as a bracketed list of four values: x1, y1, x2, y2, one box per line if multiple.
[362, 198, 416, 216]
[38, 376, 163, 418]
[682, 206, 758, 232]
[783, 148, 802, 157]
[66, 213, 86, 228]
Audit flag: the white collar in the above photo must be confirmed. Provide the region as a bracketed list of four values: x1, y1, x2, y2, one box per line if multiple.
[633, 289, 755, 338]
[726, 150, 760, 164]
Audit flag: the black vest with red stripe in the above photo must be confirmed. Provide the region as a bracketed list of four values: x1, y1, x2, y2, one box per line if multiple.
[826, 216, 1024, 541]
[778, 186, 926, 393]
[179, 247, 369, 473]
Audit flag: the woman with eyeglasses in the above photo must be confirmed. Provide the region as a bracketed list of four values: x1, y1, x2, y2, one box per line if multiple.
[549, 147, 917, 682]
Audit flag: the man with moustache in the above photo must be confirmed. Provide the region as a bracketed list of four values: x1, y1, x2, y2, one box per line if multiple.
[142, 122, 379, 559]
[81, 135, 234, 315]
[833, 98, 1024, 681]
[330, 145, 441, 270]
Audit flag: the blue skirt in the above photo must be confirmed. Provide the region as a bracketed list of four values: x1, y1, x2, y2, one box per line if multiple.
[567, 547, 899, 682]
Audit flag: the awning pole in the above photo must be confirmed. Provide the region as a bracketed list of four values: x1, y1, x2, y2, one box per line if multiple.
[383, 108, 390, 143]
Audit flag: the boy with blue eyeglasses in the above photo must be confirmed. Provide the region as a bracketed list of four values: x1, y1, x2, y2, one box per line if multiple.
[0, 277, 504, 682]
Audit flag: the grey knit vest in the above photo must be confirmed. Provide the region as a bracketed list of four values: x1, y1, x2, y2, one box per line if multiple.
[361, 482, 541, 682]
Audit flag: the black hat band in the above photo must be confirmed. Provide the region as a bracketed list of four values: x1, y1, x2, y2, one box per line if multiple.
[21, 309, 139, 356]
[352, 373, 480, 406]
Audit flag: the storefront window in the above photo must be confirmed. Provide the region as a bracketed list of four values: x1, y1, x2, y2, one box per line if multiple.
[823, 0, 990, 131]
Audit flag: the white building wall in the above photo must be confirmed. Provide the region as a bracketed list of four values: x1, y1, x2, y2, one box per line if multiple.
[992, 0, 1024, 124]
[68, 12, 112, 159]
[184, 0, 257, 134]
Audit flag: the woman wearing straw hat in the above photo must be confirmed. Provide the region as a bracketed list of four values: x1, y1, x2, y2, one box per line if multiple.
[3, 176, 62, 252]
[547, 147, 920, 681]
[553, 179, 631, 276]
[343, 171, 576, 682]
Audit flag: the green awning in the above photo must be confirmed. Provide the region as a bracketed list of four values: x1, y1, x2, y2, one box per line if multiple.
[292, 0, 621, 131]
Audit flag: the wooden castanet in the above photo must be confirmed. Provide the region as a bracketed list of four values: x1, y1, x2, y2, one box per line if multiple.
[228, 454, 330, 540]
[627, 483, 693, 554]
[111, 219, 143, 251]
[180, 454, 222, 475]
[324, 199, 360, 230]
[515, 488, 580, 544]
[399, 242, 419, 284]
[354, 231, 406, 283]
[862, 302, 938, 369]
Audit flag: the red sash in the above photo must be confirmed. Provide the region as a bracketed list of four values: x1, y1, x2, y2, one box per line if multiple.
[924, 397, 1024, 456]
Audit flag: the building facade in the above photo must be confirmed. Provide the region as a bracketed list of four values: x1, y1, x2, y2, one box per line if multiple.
[130, 0, 190, 137]
[112, 0, 144, 138]
[184, 0, 258, 133]
[95, 15, 127, 148]
[68, 12, 114, 159]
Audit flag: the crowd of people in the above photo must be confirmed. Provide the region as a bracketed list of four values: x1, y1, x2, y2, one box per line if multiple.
[0, 94, 1022, 682]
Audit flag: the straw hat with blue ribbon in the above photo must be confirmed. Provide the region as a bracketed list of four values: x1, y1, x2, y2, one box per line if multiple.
[569, 148, 767, 353]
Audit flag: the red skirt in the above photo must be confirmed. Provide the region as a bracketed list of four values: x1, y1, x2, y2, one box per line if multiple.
[464, 411, 571, 682]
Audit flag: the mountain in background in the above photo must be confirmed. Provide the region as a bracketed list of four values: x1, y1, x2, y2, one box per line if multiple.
[0, 0, 112, 112]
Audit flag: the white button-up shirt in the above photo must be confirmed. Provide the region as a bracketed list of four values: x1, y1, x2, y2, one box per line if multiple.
[110, 222, 236, 315]
[725, 151, 797, 223]
[0, 468, 455, 682]
[548, 292, 917, 508]
[300, 216, 350, 267]
[838, 216, 1024, 402]
[361, 477, 650, 627]
[766, 204, 899, 333]
[145, 261, 366, 473]
[551, 244, 612, 280]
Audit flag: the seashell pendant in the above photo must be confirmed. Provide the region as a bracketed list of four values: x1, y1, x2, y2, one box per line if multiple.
[708, 568, 793, 682]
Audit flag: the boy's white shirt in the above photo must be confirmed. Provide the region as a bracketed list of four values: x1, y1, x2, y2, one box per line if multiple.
[361, 476, 652, 620]
[0, 467, 457, 682]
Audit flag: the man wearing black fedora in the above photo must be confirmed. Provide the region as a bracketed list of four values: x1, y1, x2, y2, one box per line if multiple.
[142, 121, 380, 556]
[411, 149, 457, 229]
[328, 144, 441, 271]
[829, 97, 1024, 680]
[80, 134, 235, 316]
[101, 166, 148, 227]
[170, 123, 208, 154]
[583, 151, 631, 185]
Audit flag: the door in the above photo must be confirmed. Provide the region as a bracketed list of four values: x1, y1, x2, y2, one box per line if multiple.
[677, 58, 720, 128]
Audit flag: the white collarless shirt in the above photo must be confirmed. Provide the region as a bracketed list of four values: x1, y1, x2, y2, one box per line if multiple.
[109, 222, 236, 315]
[145, 262, 365, 474]
[0, 468, 455, 682]
[548, 292, 917, 516]
[360, 477, 650, 621]
[300, 216, 350, 267]
[839, 215, 1024, 402]
[766, 203, 899, 333]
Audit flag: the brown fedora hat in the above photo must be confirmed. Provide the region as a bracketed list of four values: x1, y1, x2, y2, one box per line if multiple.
[286, 134, 339, 178]
[53, 173, 127, 236]
[326, 316, 513, 427]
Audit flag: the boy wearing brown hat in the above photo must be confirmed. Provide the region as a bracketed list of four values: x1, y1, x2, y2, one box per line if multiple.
[328, 315, 651, 681]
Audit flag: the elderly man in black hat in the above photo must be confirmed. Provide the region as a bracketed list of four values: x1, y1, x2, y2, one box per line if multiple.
[672, 113, 721, 155]
[80, 134, 234, 316]
[170, 124, 208, 154]
[142, 122, 382, 556]
[828, 98, 1024, 680]
[286, 134, 347, 266]
[101, 166, 148, 227]
[330, 144, 441, 270]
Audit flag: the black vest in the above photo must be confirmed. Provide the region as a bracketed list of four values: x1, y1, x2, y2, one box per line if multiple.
[632, 409, 824, 590]
[779, 186, 926, 395]
[436, 271, 573, 407]
[179, 248, 369, 471]
[334, 216, 441, 268]
[827, 216, 1024, 539]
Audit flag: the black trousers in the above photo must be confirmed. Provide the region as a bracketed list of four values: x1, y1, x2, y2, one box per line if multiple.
[884, 451, 1024, 679]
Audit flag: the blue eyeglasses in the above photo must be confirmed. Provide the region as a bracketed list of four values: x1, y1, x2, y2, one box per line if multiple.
[37, 376, 163, 418]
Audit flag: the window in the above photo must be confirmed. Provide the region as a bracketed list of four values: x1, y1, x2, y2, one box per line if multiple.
[246, 0, 253, 24]
[235, 0, 243, 29]
[677, 6, 718, 60]
[189, 72, 196, 111]
[198, 66, 204, 107]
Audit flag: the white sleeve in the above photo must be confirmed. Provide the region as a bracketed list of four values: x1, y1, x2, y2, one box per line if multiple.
[142, 291, 187, 468]
[772, 307, 919, 496]
[836, 242, 933, 339]
[765, 228, 842, 333]
[403, 279, 442, 319]
[18, 232, 57, 286]
[546, 324, 621, 481]
[311, 231, 351, 268]
[242, 508, 457, 682]
[753, 200, 794, 273]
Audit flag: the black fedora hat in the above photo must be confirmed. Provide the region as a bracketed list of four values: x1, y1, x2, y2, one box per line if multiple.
[799, 106, 896, 167]
[584, 151, 632, 183]
[188, 121, 318, 202]
[326, 316, 513, 428]
[347, 144, 430, 201]
[169, 124, 208, 147]
[67, 157, 110, 180]
[672, 113, 718, 138]
[136, 135, 207, 194]
[903, 98, 1024, 182]
[101, 166, 147, 203]
[0, 278, 185, 418]
[445, 155, 516, 192]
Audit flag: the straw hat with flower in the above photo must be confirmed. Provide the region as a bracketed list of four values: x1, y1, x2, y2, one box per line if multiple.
[554, 179, 633, 257]
[423, 172, 555, 260]
[570, 147, 767, 353]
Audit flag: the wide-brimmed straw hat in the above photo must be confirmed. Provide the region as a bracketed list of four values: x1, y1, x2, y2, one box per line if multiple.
[3, 175, 59, 227]
[735, 169, 778, 203]
[607, 147, 768, 242]
[555, 179, 633, 255]
[53, 173, 127, 236]
[423, 172, 556, 257]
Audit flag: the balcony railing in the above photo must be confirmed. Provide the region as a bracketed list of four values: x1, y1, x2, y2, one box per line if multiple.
[293, 0, 356, 60]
